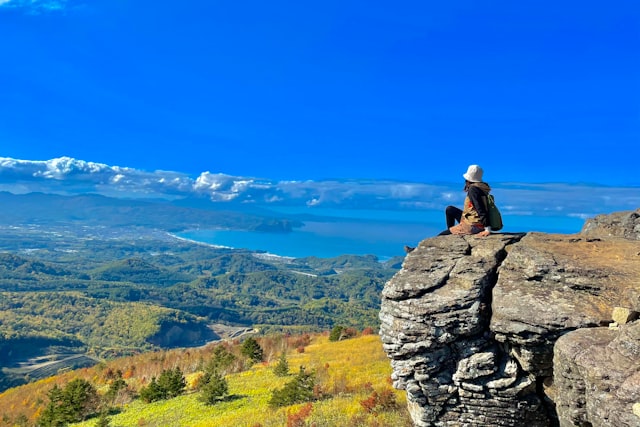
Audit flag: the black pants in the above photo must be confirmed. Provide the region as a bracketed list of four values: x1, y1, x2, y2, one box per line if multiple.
[438, 205, 463, 236]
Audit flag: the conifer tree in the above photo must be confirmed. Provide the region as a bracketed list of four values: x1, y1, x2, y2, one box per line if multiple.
[139, 377, 164, 403]
[268, 366, 316, 408]
[63, 378, 99, 422]
[329, 325, 344, 341]
[240, 337, 263, 363]
[157, 367, 186, 398]
[199, 370, 229, 405]
[38, 379, 99, 426]
[38, 385, 66, 427]
[273, 352, 289, 377]
[139, 368, 186, 403]
[207, 344, 237, 374]
[105, 375, 128, 403]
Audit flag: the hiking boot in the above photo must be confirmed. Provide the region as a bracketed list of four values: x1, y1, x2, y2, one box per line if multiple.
[404, 245, 415, 254]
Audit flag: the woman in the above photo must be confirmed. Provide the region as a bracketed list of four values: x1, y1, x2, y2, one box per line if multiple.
[404, 164, 492, 253]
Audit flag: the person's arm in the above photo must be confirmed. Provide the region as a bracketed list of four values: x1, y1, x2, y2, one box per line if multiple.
[468, 186, 491, 232]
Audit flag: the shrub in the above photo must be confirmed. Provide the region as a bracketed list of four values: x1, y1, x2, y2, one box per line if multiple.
[157, 367, 186, 398]
[94, 410, 112, 427]
[286, 402, 313, 427]
[343, 327, 359, 339]
[328, 326, 344, 342]
[207, 344, 237, 375]
[139, 377, 164, 403]
[330, 326, 360, 341]
[139, 367, 186, 403]
[268, 366, 316, 408]
[287, 334, 311, 349]
[38, 379, 100, 426]
[199, 370, 229, 405]
[360, 389, 398, 415]
[240, 337, 264, 363]
[273, 352, 289, 377]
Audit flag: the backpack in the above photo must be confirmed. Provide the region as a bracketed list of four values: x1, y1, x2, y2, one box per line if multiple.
[484, 194, 503, 231]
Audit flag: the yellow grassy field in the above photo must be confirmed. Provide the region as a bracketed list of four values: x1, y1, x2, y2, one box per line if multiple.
[71, 334, 412, 427]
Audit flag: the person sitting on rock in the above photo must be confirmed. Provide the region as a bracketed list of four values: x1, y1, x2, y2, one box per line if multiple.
[405, 164, 493, 253]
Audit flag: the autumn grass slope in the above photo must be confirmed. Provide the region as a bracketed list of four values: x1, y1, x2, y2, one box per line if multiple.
[0, 333, 412, 427]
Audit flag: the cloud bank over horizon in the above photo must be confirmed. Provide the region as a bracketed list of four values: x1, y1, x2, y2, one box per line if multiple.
[0, 156, 638, 219]
[0, 0, 70, 12]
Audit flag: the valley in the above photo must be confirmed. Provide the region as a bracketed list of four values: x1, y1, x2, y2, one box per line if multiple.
[0, 191, 401, 392]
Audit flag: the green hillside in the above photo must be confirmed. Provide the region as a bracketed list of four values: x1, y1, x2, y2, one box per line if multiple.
[0, 333, 412, 427]
[0, 191, 403, 395]
[0, 224, 400, 394]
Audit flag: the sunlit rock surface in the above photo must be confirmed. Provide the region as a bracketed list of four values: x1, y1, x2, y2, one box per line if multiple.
[380, 209, 640, 427]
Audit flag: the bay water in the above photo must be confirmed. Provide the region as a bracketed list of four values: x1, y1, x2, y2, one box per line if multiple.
[177, 208, 586, 260]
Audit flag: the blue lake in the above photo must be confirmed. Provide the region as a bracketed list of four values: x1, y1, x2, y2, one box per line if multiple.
[177, 208, 587, 260]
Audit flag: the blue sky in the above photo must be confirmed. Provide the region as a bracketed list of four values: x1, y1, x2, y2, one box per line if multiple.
[1, 1, 638, 186]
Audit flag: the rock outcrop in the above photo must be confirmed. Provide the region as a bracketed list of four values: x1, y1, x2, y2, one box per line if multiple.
[554, 322, 640, 427]
[380, 209, 640, 426]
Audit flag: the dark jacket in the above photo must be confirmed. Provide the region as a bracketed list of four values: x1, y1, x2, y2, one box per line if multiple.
[463, 182, 491, 227]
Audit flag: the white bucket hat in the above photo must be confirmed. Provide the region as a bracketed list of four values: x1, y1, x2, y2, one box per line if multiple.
[463, 165, 484, 182]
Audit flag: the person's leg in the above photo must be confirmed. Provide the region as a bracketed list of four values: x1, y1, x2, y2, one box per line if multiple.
[406, 207, 460, 253]
[445, 206, 463, 228]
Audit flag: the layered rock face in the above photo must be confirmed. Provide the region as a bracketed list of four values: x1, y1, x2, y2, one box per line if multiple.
[379, 209, 640, 426]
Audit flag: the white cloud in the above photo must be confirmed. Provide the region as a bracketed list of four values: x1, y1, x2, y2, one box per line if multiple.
[193, 172, 235, 191]
[0, 156, 639, 219]
[0, 0, 69, 11]
[111, 174, 125, 183]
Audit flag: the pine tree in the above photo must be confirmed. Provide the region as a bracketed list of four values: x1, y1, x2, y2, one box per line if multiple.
[139, 377, 165, 403]
[240, 337, 264, 363]
[140, 368, 185, 403]
[268, 366, 316, 408]
[329, 325, 344, 341]
[62, 378, 99, 422]
[199, 370, 229, 405]
[38, 379, 99, 426]
[157, 367, 186, 398]
[38, 385, 67, 427]
[207, 345, 237, 375]
[273, 352, 289, 377]
[105, 376, 127, 402]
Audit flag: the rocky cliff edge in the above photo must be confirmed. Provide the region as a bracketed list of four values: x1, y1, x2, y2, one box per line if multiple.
[379, 208, 640, 427]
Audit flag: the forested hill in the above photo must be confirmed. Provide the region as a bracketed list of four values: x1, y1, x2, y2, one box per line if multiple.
[0, 194, 403, 391]
[0, 191, 300, 232]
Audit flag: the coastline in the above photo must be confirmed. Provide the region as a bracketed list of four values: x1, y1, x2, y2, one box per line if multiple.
[168, 232, 232, 249]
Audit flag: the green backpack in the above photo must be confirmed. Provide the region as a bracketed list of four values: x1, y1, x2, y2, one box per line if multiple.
[484, 194, 503, 231]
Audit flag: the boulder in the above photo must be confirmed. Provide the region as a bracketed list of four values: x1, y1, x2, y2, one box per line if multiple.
[380, 211, 640, 427]
[581, 208, 640, 240]
[380, 233, 549, 426]
[554, 321, 640, 427]
[491, 232, 640, 377]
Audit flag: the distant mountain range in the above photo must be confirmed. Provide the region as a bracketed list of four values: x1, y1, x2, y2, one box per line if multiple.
[0, 191, 299, 233]
[1, 156, 639, 218]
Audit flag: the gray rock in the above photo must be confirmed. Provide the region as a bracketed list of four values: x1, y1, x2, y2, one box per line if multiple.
[380, 210, 640, 427]
[581, 208, 640, 240]
[491, 232, 640, 377]
[380, 233, 548, 426]
[554, 322, 640, 427]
